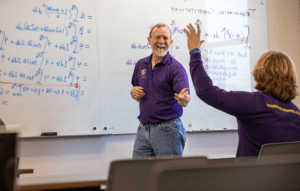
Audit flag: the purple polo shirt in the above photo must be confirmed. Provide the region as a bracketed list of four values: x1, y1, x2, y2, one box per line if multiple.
[131, 52, 189, 124]
[190, 52, 300, 157]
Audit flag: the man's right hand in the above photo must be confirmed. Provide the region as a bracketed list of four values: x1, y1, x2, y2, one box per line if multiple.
[131, 86, 145, 100]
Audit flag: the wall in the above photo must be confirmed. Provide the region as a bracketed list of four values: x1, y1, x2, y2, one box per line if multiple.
[16, 0, 300, 185]
[267, 0, 300, 105]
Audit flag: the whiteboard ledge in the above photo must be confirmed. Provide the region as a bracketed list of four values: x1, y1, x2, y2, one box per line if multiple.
[187, 129, 238, 133]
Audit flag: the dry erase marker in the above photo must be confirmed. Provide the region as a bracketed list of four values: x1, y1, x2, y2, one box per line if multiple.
[41, 132, 57, 136]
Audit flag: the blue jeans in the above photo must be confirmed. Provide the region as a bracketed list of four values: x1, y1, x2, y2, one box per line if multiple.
[132, 118, 186, 158]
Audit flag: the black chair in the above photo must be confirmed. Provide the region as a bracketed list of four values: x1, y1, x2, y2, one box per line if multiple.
[147, 157, 300, 191]
[106, 156, 207, 191]
[0, 133, 18, 191]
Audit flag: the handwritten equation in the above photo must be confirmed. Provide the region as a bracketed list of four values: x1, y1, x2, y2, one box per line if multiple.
[171, 7, 257, 18]
[0, 1, 97, 105]
[202, 45, 250, 90]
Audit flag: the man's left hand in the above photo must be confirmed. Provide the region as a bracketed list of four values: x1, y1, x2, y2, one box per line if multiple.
[174, 88, 191, 107]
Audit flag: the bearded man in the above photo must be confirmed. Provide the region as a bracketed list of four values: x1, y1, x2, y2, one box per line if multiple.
[130, 23, 191, 158]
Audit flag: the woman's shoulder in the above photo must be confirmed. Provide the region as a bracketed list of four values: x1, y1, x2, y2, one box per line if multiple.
[255, 92, 299, 110]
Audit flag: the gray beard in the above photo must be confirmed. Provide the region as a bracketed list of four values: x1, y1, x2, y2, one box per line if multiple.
[154, 49, 169, 57]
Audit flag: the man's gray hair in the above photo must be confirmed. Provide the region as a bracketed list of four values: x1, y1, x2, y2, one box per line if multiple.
[149, 23, 172, 40]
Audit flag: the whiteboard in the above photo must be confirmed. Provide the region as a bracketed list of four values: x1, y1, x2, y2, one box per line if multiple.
[0, 0, 268, 137]
[97, 0, 268, 134]
[0, 0, 99, 136]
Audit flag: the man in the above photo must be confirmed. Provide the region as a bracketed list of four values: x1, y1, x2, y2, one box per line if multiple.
[131, 23, 190, 158]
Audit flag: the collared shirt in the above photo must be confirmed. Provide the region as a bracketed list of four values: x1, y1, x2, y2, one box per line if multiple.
[131, 52, 189, 124]
[189, 52, 300, 157]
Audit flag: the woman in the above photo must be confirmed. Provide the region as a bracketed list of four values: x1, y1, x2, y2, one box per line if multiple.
[182, 24, 300, 157]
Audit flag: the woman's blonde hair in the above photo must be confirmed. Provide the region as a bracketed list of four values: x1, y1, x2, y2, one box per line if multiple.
[253, 50, 298, 101]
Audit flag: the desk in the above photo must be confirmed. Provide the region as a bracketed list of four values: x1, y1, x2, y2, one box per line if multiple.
[17, 174, 107, 191]
[18, 169, 34, 176]
[19, 180, 107, 191]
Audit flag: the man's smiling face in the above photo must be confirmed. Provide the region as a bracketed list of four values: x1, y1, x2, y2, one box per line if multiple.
[148, 26, 173, 58]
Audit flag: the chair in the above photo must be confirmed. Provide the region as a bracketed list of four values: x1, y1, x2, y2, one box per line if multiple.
[258, 141, 300, 164]
[259, 141, 300, 156]
[0, 133, 18, 191]
[106, 156, 207, 191]
[147, 158, 300, 191]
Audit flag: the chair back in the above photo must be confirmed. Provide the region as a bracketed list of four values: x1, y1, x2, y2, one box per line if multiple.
[258, 141, 300, 164]
[147, 158, 300, 191]
[259, 141, 300, 155]
[0, 133, 18, 191]
[106, 156, 207, 191]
